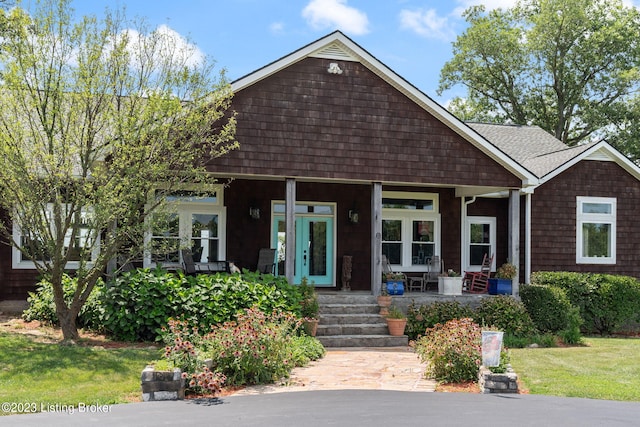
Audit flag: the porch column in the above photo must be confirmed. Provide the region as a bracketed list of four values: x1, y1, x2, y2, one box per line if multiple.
[285, 178, 296, 285]
[371, 182, 382, 296]
[508, 189, 520, 296]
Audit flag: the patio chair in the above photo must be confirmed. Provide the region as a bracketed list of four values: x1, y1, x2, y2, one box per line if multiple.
[181, 249, 230, 275]
[422, 255, 443, 291]
[462, 253, 493, 294]
[256, 248, 276, 274]
[382, 255, 407, 288]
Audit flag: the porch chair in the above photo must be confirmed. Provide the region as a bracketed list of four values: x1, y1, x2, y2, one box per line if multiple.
[181, 249, 231, 275]
[256, 248, 276, 274]
[423, 255, 443, 291]
[382, 255, 407, 282]
[462, 253, 494, 294]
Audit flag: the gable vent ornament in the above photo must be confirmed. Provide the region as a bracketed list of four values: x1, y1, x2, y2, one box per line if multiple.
[327, 62, 343, 74]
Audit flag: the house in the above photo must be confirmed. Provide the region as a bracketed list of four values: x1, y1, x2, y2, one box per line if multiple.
[2, 30, 639, 305]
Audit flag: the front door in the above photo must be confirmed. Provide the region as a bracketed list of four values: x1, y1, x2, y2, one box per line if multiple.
[272, 215, 334, 286]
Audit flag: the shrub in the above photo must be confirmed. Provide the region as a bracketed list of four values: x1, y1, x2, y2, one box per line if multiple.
[406, 300, 474, 340]
[201, 307, 303, 386]
[290, 335, 326, 366]
[531, 271, 640, 335]
[558, 306, 583, 345]
[100, 268, 305, 341]
[519, 284, 573, 333]
[415, 318, 482, 383]
[23, 274, 104, 331]
[474, 295, 537, 338]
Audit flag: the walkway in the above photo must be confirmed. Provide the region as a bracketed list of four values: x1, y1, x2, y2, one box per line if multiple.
[234, 347, 436, 395]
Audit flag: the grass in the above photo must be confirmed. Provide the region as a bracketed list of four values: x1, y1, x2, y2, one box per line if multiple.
[510, 337, 640, 401]
[0, 332, 159, 413]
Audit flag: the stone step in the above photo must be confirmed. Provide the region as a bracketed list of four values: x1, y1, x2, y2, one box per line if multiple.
[320, 303, 380, 315]
[316, 334, 409, 348]
[319, 313, 385, 325]
[317, 293, 377, 305]
[317, 323, 390, 336]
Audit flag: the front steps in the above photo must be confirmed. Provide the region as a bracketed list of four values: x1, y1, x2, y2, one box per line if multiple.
[315, 293, 408, 348]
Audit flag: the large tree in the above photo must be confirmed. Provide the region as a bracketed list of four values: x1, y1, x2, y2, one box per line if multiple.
[0, 0, 237, 342]
[438, 0, 640, 156]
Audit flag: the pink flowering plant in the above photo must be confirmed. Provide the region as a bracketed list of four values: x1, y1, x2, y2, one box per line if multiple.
[200, 306, 303, 386]
[415, 317, 482, 383]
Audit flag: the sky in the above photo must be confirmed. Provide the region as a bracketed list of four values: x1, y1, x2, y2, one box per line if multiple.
[67, 0, 640, 105]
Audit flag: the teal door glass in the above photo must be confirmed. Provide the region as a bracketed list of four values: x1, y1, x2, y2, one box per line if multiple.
[272, 215, 334, 286]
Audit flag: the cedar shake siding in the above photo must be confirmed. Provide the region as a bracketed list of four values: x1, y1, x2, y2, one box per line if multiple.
[207, 57, 521, 190]
[531, 160, 640, 278]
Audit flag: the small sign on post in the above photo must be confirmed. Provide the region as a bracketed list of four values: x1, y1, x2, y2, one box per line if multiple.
[481, 331, 504, 367]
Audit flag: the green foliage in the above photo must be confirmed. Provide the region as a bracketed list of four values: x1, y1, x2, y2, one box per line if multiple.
[415, 318, 482, 383]
[23, 275, 104, 331]
[289, 335, 326, 367]
[406, 300, 474, 340]
[520, 284, 573, 333]
[439, 0, 640, 157]
[531, 271, 640, 335]
[386, 305, 406, 319]
[503, 333, 557, 349]
[298, 278, 319, 319]
[101, 268, 304, 341]
[474, 295, 537, 338]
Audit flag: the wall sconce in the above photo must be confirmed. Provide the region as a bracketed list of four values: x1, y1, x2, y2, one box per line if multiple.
[249, 207, 260, 220]
[348, 210, 359, 224]
[327, 62, 343, 74]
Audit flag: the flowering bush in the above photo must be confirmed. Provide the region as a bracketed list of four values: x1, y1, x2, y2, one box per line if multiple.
[415, 318, 482, 383]
[406, 300, 474, 340]
[202, 306, 303, 385]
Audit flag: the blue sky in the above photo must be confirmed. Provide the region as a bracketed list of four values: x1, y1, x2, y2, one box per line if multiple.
[69, 0, 640, 105]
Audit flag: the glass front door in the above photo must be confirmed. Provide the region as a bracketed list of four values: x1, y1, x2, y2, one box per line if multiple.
[272, 215, 334, 286]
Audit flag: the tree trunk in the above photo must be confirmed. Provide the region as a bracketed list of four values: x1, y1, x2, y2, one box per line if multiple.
[57, 304, 80, 343]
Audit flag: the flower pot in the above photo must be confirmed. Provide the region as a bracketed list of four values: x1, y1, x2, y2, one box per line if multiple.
[439, 277, 463, 295]
[386, 318, 407, 336]
[386, 280, 404, 295]
[488, 278, 512, 295]
[377, 295, 392, 315]
[303, 318, 319, 336]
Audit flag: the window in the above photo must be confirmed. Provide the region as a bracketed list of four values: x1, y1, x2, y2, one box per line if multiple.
[145, 188, 225, 268]
[465, 217, 496, 271]
[13, 205, 98, 269]
[577, 197, 616, 264]
[382, 192, 440, 270]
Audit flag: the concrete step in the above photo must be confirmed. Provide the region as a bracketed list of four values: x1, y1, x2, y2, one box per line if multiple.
[320, 303, 380, 315]
[317, 293, 377, 305]
[316, 334, 409, 348]
[319, 313, 385, 325]
[317, 323, 389, 336]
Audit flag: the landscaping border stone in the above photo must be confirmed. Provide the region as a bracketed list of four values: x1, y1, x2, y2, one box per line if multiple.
[478, 365, 518, 394]
[141, 365, 185, 401]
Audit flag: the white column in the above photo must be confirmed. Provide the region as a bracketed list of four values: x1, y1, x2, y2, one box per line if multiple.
[371, 182, 382, 296]
[508, 189, 520, 296]
[285, 178, 296, 285]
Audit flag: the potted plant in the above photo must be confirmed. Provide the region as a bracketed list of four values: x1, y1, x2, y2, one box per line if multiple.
[385, 305, 407, 336]
[384, 272, 405, 295]
[438, 269, 463, 295]
[488, 262, 516, 295]
[377, 283, 392, 316]
[300, 278, 320, 336]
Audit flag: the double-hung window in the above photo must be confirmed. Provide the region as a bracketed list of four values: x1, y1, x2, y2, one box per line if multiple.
[382, 192, 440, 270]
[465, 217, 496, 271]
[576, 197, 616, 264]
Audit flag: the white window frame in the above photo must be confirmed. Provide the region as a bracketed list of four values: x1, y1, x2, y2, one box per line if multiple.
[144, 186, 226, 268]
[12, 205, 100, 270]
[465, 216, 496, 272]
[576, 196, 616, 264]
[382, 192, 440, 271]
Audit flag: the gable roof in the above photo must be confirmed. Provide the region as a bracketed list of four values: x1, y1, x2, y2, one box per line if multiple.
[231, 31, 538, 188]
[468, 122, 640, 183]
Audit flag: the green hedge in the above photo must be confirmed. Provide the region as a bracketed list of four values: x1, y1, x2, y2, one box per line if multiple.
[406, 300, 474, 340]
[520, 284, 572, 333]
[473, 295, 537, 338]
[531, 272, 640, 335]
[24, 268, 305, 342]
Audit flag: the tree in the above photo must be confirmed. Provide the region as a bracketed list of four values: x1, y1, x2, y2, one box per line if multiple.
[438, 0, 640, 154]
[0, 0, 237, 342]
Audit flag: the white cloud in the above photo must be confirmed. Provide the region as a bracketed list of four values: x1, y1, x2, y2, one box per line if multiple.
[399, 8, 456, 41]
[302, 0, 370, 35]
[269, 22, 285, 34]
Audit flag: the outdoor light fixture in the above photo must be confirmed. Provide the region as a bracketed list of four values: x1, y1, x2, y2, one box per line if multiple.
[249, 207, 260, 220]
[327, 62, 343, 74]
[348, 209, 359, 224]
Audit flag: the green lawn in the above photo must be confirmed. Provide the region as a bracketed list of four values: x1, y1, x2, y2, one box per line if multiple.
[510, 337, 640, 401]
[0, 332, 159, 414]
